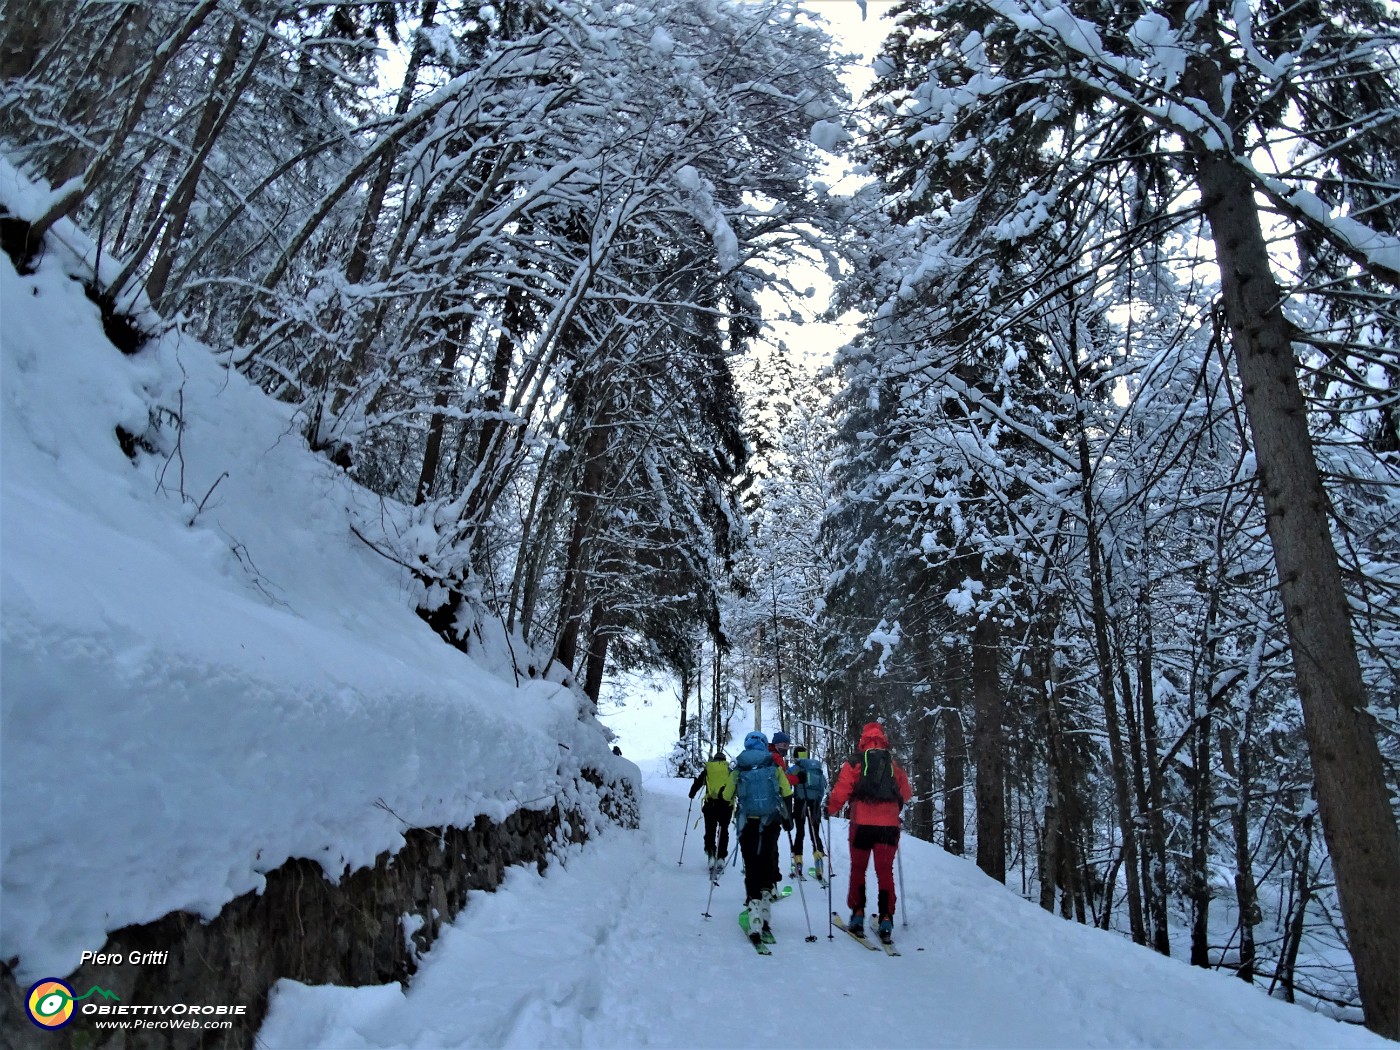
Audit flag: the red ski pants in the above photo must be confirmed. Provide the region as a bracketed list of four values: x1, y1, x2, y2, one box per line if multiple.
[846, 824, 900, 918]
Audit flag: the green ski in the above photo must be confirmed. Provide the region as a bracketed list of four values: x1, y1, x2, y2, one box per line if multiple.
[739, 910, 772, 954]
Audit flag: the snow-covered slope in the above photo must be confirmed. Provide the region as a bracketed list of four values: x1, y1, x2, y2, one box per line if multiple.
[0, 160, 626, 985]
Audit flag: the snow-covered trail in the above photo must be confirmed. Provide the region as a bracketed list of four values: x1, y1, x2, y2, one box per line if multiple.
[259, 765, 1385, 1049]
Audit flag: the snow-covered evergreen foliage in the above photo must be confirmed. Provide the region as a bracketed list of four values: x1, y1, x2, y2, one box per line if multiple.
[809, 0, 1400, 1030]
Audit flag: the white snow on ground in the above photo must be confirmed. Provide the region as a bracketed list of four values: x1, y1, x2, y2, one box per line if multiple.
[261, 676, 1387, 1049]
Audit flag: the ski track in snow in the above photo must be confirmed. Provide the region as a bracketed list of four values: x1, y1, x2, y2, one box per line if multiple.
[259, 767, 1386, 1049]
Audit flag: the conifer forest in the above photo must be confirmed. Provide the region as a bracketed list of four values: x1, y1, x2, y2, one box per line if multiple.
[1, 0, 1397, 1038]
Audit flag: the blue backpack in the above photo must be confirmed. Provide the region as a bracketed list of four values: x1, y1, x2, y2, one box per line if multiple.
[792, 756, 826, 801]
[734, 747, 781, 824]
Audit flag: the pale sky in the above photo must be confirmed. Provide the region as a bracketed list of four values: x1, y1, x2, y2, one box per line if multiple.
[802, 0, 902, 95]
[753, 2, 902, 377]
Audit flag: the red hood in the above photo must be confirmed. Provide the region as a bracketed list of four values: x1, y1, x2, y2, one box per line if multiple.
[858, 722, 889, 751]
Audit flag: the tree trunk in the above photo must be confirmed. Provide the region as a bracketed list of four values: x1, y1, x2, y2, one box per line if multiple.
[1274, 812, 1315, 1004]
[581, 603, 609, 707]
[1188, 688, 1213, 967]
[753, 657, 763, 733]
[1040, 803, 1061, 913]
[1118, 643, 1154, 942]
[1037, 617, 1085, 921]
[1220, 721, 1260, 982]
[770, 577, 786, 729]
[29, 0, 220, 243]
[1168, 6, 1400, 1029]
[134, 19, 268, 308]
[679, 660, 692, 745]
[1137, 566, 1171, 956]
[1073, 415, 1147, 946]
[509, 444, 562, 638]
[3, 3, 151, 185]
[1187, 63, 1400, 1036]
[712, 638, 723, 749]
[0, 0, 67, 78]
[124, 142, 179, 262]
[415, 331, 464, 504]
[344, 0, 438, 288]
[942, 703, 966, 857]
[909, 711, 937, 843]
[972, 613, 1006, 882]
[552, 391, 613, 674]
[474, 289, 527, 477]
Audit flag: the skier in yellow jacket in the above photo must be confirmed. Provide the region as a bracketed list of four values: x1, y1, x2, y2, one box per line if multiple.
[688, 751, 734, 880]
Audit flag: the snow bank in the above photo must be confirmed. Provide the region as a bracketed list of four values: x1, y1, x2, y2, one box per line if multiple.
[259, 763, 1390, 1049]
[0, 160, 625, 984]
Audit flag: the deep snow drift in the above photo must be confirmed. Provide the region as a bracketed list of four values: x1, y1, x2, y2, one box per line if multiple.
[0, 160, 625, 986]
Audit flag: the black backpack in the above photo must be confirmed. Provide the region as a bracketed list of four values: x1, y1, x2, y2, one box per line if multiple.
[849, 749, 901, 803]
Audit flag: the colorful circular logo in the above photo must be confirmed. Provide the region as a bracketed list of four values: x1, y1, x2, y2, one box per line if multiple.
[26, 979, 76, 1029]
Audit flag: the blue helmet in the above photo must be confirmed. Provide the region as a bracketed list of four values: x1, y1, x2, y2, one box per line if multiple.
[744, 730, 768, 751]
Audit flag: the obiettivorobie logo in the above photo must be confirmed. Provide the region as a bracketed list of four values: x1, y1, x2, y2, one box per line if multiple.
[26, 979, 121, 1029]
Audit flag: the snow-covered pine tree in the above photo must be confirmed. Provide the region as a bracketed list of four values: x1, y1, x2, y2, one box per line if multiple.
[845, 0, 1399, 1032]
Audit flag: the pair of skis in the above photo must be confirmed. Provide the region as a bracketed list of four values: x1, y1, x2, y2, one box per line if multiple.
[831, 912, 901, 956]
[738, 909, 775, 954]
[736, 885, 793, 954]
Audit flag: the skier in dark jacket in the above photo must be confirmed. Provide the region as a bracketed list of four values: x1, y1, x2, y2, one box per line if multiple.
[768, 730, 798, 784]
[688, 751, 733, 879]
[768, 730, 799, 875]
[788, 745, 827, 881]
[827, 721, 912, 944]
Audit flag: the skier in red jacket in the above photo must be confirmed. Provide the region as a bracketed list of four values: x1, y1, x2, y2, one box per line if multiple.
[826, 721, 912, 944]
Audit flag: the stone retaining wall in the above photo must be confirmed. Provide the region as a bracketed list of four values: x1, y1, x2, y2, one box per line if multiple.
[1, 770, 636, 1049]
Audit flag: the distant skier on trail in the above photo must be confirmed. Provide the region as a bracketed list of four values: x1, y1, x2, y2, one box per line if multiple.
[725, 730, 794, 948]
[768, 730, 798, 785]
[768, 730, 800, 875]
[788, 744, 827, 882]
[688, 750, 734, 880]
[826, 721, 912, 945]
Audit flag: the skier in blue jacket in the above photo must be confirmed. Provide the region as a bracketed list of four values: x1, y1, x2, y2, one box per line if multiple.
[723, 730, 794, 944]
[788, 745, 828, 881]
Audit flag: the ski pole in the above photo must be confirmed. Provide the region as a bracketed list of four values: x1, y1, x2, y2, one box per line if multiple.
[812, 804, 834, 877]
[679, 794, 695, 866]
[897, 822, 909, 927]
[784, 817, 817, 942]
[703, 865, 718, 918]
[728, 806, 741, 869]
[817, 812, 828, 940]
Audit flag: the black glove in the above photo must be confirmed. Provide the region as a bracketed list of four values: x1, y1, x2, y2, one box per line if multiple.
[779, 797, 794, 832]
